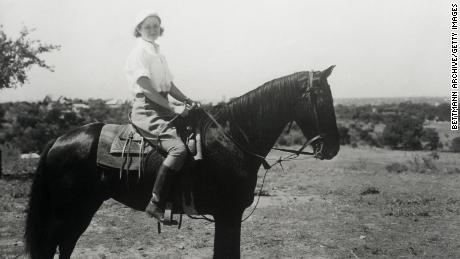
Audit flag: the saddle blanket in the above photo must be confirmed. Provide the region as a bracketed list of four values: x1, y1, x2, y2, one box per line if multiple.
[97, 124, 157, 172]
[96, 123, 200, 215]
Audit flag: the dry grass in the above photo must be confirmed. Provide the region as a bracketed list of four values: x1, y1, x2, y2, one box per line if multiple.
[1, 146, 460, 258]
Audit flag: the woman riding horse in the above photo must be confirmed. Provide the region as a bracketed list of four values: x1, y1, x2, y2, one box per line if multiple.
[25, 62, 339, 258]
[125, 10, 200, 221]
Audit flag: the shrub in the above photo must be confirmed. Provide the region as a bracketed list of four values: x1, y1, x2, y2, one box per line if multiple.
[445, 167, 460, 174]
[360, 186, 380, 195]
[337, 124, 350, 145]
[348, 123, 380, 147]
[409, 155, 437, 174]
[381, 115, 424, 150]
[428, 151, 440, 160]
[385, 154, 441, 175]
[0, 97, 133, 153]
[0, 143, 35, 176]
[452, 137, 460, 152]
[0, 143, 21, 160]
[421, 128, 442, 150]
[386, 162, 409, 173]
[277, 129, 304, 146]
[359, 129, 380, 147]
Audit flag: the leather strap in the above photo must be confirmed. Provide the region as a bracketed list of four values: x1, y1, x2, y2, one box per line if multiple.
[272, 134, 323, 156]
[203, 110, 272, 169]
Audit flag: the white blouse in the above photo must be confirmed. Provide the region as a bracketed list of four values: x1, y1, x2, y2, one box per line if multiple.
[125, 38, 174, 95]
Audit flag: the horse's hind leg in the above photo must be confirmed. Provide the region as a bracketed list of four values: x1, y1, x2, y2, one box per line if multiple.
[30, 217, 74, 258]
[57, 199, 103, 259]
[39, 220, 61, 258]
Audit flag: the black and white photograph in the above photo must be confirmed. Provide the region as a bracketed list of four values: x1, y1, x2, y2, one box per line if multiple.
[0, 0, 459, 258]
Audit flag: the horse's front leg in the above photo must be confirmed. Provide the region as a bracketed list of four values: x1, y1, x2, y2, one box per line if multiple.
[213, 209, 243, 259]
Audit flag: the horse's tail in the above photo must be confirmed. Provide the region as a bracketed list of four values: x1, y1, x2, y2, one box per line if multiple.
[24, 139, 56, 258]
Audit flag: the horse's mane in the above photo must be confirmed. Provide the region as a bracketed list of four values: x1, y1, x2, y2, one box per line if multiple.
[216, 72, 307, 123]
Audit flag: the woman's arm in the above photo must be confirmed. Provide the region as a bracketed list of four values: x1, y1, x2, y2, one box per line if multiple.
[137, 76, 174, 111]
[169, 82, 189, 103]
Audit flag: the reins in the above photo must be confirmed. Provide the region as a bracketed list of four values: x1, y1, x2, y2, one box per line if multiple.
[272, 135, 323, 156]
[200, 111, 322, 223]
[201, 70, 323, 168]
[202, 110, 273, 169]
[140, 71, 325, 224]
[195, 70, 327, 222]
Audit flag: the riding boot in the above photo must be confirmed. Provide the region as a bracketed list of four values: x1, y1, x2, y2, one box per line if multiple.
[145, 164, 176, 221]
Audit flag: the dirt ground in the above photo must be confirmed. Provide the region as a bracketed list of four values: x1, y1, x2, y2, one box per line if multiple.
[1, 146, 460, 258]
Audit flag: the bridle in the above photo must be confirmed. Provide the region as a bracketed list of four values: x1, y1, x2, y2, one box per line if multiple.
[202, 70, 326, 169]
[272, 70, 325, 160]
[189, 70, 327, 223]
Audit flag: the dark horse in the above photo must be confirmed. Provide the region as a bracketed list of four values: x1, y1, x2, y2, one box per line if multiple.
[24, 66, 339, 259]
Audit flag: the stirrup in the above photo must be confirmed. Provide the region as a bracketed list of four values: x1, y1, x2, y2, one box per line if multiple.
[161, 203, 178, 225]
[155, 216, 178, 235]
[155, 203, 178, 234]
[161, 218, 179, 226]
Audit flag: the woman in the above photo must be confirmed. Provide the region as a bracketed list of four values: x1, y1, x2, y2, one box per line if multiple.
[125, 10, 199, 221]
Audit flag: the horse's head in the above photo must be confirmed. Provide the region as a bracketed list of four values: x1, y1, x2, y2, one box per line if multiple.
[293, 66, 339, 160]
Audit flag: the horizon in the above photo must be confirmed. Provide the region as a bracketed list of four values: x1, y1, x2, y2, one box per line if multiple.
[0, 94, 449, 105]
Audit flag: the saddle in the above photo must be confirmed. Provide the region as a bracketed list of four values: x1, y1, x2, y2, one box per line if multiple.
[97, 124, 154, 174]
[96, 123, 202, 173]
[96, 122, 202, 217]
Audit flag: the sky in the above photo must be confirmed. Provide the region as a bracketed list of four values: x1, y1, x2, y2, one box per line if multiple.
[0, 0, 452, 103]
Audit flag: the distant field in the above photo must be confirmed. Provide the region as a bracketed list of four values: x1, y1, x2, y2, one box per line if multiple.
[1, 146, 459, 258]
[334, 96, 448, 106]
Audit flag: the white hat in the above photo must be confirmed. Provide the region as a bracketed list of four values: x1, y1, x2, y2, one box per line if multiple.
[134, 10, 161, 31]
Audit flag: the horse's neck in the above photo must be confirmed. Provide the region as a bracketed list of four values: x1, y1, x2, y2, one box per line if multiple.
[224, 77, 300, 157]
[232, 111, 289, 156]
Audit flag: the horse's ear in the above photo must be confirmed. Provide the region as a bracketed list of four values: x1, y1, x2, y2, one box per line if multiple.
[321, 65, 336, 79]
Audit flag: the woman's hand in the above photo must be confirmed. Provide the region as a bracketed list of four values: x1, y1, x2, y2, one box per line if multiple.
[179, 99, 201, 118]
[184, 98, 201, 110]
[180, 104, 191, 118]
